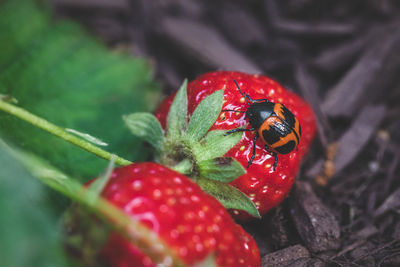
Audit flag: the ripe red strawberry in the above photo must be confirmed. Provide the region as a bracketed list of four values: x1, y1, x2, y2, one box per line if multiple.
[69, 162, 260, 267]
[155, 71, 316, 220]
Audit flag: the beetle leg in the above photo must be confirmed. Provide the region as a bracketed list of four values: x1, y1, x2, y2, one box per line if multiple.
[245, 93, 254, 103]
[273, 153, 278, 170]
[221, 109, 246, 113]
[234, 80, 252, 105]
[264, 145, 278, 171]
[233, 79, 270, 104]
[247, 133, 259, 168]
[225, 127, 255, 135]
[251, 98, 270, 103]
[243, 93, 270, 103]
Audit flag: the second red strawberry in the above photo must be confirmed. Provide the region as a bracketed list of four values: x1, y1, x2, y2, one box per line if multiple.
[65, 162, 261, 267]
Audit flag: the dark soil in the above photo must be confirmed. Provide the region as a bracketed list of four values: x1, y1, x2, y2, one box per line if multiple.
[53, 0, 400, 266]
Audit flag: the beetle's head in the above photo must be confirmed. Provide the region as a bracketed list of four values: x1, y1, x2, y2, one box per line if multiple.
[246, 102, 275, 129]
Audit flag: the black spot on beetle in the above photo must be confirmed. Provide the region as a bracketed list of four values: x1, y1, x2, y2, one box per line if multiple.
[281, 105, 296, 128]
[275, 140, 296, 154]
[298, 123, 302, 137]
[262, 129, 281, 144]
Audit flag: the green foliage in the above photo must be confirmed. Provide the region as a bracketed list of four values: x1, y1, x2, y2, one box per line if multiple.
[0, 147, 68, 267]
[0, 0, 160, 179]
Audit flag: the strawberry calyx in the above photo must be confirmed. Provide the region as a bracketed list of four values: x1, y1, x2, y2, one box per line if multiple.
[124, 80, 260, 218]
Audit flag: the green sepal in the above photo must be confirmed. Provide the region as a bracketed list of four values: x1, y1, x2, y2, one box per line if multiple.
[197, 178, 261, 219]
[194, 130, 243, 161]
[123, 112, 165, 150]
[166, 79, 188, 138]
[88, 155, 115, 204]
[171, 158, 193, 176]
[185, 89, 224, 141]
[198, 157, 245, 183]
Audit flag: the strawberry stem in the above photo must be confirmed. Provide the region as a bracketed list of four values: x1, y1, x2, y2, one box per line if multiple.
[0, 100, 132, 166]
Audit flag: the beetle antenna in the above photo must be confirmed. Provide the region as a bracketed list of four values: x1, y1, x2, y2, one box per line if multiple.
[222, 109, 246, 113]
[234, 80, 252, 105]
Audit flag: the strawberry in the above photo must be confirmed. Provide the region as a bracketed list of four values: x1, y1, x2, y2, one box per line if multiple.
[154, 71, 316, 220]
[66, 162, 261, 267]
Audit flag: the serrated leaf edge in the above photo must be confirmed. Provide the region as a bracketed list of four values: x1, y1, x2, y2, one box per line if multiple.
[166, 79, 188, 138]
[123, 112, 165, 150]
[185, 89, 224, 141]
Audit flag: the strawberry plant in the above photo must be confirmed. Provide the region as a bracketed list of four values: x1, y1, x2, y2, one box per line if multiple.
[124, 80, 261, 219]
[127, 71, 316, 220]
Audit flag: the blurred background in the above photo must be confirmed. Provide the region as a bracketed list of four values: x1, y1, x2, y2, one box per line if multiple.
[1, 0, 400, 266]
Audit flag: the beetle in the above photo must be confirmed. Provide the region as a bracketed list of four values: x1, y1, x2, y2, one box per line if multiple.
[224, 80, 301, 170]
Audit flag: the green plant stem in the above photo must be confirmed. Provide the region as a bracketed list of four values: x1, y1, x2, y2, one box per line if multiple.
[0, 100, 132, 166]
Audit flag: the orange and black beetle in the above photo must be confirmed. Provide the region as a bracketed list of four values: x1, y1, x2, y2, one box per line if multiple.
[224, 80, 301, 170]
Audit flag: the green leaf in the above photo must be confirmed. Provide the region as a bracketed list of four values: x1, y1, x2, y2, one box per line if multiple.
[198, 157, 246, 183]
[0, 0, 160, 178]
[166, 79, 188, 138]
[194, 130, 243, 161]
[186, 89, 224, 141]
[123, 112, 165, 150]
[0, 144, 68, 267]
[197, 178, 261, 219]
